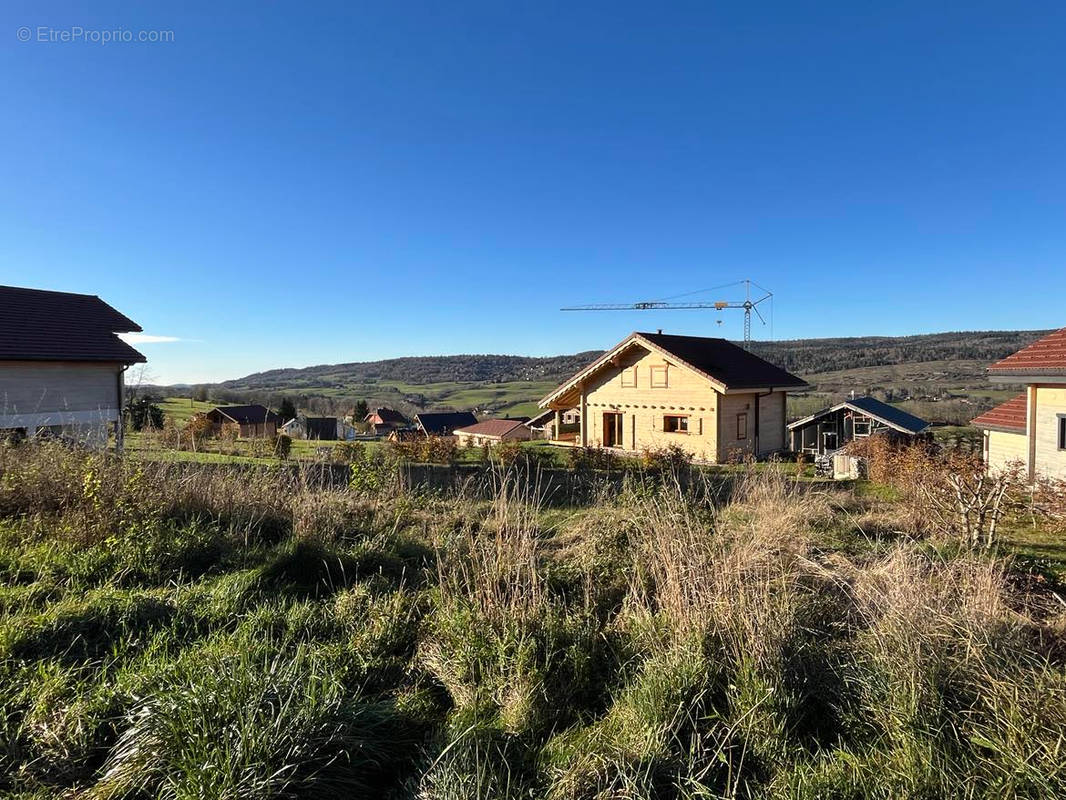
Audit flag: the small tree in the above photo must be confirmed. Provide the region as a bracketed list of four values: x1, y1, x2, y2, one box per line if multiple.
[354, 400, 369, 420]
[192, 385, 209, 402]
[277, 398, 298, 423]
[273, 433, 293, 460]
[126, 397, 165, 431]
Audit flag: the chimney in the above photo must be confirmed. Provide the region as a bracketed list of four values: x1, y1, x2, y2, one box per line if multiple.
[657, 328, 662, 335]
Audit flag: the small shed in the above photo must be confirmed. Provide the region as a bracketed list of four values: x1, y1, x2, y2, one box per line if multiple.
[206, 405, 281, 438]
[788, 396, 930, 457]
[454, 419, 532, 447]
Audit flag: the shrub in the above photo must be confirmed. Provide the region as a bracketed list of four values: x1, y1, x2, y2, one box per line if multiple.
[274, 433, 293, 460]
[332, 441, 365, 464]
[638, 443, 690, 472]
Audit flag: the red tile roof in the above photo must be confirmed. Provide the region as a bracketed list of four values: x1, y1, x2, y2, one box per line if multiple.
[988, 327, 1066, 374]
[454, 419, 525, 438]
[971, 393, 1027, 432]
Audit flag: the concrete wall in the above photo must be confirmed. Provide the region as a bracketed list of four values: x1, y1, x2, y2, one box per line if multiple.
[1034, 385, 1066, 479]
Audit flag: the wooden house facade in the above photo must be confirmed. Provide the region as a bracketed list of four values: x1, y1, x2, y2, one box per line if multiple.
[788, 396, 930, 457]
[538, 331, 807, 462]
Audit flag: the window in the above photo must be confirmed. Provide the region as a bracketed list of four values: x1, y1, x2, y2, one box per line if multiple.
[663, 415, 689, 433]
[1059, 415, 1066, 451]
[853, 416, 871, 437]
[737, 413, 748, 440]
[650, 365, 668, 388]
[621, 367, 637, 387]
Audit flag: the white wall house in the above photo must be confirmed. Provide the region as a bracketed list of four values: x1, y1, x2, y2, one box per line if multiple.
[973, 327, 1066, 481]
[0, 285, 146, 448]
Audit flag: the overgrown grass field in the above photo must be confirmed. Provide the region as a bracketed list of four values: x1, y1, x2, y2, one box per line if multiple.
[1, 443, 1064, 799]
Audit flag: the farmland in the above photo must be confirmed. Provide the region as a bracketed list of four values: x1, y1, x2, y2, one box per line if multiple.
[152, 329, 1049, 425]
[1, 442, 1063, 798]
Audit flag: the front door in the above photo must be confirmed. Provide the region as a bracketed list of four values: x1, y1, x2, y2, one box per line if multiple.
[603, 412, 623, 448]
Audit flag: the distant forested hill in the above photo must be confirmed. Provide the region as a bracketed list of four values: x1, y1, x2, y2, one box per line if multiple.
[220, 330, 1048, 391]
[748, 330, 1049, 376]
[150, 329, 1050, 422]
[221, 351, 605, 390]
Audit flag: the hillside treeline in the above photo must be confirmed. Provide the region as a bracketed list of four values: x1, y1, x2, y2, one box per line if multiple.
[750, 330, 1048, 376]
[223, 351, 604, 391]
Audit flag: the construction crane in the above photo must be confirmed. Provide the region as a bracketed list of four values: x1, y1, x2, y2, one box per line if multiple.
[561, 279, 773, 348]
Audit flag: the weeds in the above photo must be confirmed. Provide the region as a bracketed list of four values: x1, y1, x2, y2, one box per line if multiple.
[0, 443, 1063, 798]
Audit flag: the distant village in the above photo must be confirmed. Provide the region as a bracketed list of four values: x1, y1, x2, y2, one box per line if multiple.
[2, 284, 1065, 481]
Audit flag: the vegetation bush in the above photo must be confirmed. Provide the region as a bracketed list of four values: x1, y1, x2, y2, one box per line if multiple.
[0, 442, 1063, 798]
[388, 435, 459, 465]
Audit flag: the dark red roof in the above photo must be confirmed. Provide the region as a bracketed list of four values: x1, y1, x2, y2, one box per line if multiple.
[454, 419, 525, 437]
[971, 393, 1027, 432]
[988, 327, 1066, 374]
[0, 285, 145, 363]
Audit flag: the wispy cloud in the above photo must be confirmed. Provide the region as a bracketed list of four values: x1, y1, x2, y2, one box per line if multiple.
[120, 333, 188, 344]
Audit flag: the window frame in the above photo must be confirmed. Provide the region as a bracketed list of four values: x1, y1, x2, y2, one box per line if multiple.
[649, 364, 669, 388]
[663, 414, 689, 434]
[736, 412, 748, 441]
[1058, 414, 1066, 451]
[620, 366, 637, 388]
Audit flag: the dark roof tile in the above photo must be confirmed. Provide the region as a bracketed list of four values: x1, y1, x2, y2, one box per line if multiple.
[0, 285, 145, 363]
[637, 332, 808, 389]
[416, 411, 478, 435]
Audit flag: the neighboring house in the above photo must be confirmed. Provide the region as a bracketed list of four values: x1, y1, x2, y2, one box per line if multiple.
[0, 285, 146, 448]
[527, 408, 579, 440]
[364, 407, 409, 436]
[538, 331, 807, 461]
[454, 418, 532, 447]
[281, 415, 343, 440]
[972, 327, 1066, 480]
[205, 405, 281, 438]
[415, 411, 478, 437]
[788, 396, 930, 456]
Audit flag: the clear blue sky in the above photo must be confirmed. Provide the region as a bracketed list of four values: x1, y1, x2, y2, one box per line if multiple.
[3, 2, 1064, 384]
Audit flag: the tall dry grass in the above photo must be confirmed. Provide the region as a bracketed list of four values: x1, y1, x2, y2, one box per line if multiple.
[1, 443, 1064, 798]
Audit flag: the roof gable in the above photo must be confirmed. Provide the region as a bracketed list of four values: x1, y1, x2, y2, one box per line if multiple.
[971, 393, 1027, 433]
[0, 285, 146, 363]
[540, 331, 807, 407]
[367, 407, 408, 424]
[209, 404, 281, 424]
[787, 396, 929, 435]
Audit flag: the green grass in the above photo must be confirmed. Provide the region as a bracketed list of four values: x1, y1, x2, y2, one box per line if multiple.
[155, 396, 215, 423]
[2, 443, 1064, 798]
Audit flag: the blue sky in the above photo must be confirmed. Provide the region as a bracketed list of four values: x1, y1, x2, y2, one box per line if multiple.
[2, 2, 1064, 384]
